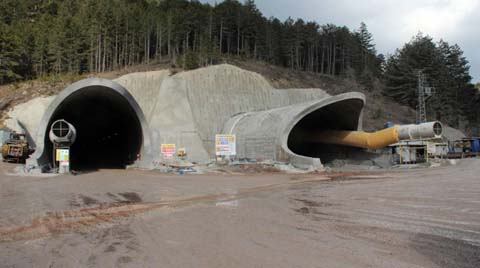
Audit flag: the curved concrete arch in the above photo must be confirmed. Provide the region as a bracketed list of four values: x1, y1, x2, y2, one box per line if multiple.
[28, 78, 152, 169]
[223, 93, 365, 169]
[279, 93, 365, 168]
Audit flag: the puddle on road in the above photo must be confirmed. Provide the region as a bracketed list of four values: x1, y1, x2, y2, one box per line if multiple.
[80, 195, 100, 206]
[118, 192, 142, 203]
[216, 200, 240, 208]
[295, 207, 310, 214]
[106, 192, 143, 204]
[293, 198, 336, 208]
[291, 197, 339, 218]
[70, 194, 100, 207]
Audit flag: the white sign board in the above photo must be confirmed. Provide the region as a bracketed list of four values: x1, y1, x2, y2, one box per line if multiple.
[56, 149, 69, 162]
[161, 144, 176, 159]
[215, 135, 236, 156]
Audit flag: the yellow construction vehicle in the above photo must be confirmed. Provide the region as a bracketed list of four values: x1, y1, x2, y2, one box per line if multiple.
[2, 132, 31, 163]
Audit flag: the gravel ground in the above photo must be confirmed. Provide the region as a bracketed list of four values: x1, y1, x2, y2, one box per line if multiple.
[0, 160, 479, 268]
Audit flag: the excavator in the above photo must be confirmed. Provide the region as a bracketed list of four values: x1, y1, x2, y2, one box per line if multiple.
[2, 132, 32, 163]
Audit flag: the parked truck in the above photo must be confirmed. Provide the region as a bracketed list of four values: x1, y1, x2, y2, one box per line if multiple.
[1, 132, 31, 163]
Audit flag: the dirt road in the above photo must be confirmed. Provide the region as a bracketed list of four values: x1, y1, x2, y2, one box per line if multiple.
[0, 160, 479, 268]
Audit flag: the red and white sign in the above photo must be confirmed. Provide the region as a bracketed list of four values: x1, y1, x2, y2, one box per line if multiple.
[161, 144, 176, 159]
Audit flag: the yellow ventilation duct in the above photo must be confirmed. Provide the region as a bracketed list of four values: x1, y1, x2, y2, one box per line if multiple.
[313, 121, 443, 150]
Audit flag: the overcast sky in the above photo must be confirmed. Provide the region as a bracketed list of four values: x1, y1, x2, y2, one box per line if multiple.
[201, 0, 479, 82]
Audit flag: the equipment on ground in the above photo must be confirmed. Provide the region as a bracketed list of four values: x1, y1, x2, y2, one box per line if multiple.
[448, 138, 480, 158]
[49, 119, 77, 174]
[1, 132, 32, 163]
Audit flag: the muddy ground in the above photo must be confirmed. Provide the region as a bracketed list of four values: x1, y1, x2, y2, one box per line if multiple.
[0, 160, 479, 268]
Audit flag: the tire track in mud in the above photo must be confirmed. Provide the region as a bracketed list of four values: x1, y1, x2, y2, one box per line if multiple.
[0, 172, 387, 242]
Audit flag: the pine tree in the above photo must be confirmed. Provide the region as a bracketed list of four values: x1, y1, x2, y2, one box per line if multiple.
[384, 34, 441, 107]
[384, 34, 476, 127]
[356, 22, 375, 53]
[0, 22, 23, 84]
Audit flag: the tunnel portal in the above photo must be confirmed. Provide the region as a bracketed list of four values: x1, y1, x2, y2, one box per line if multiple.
[45, 86, 143, 170]
[287, 98, 365, 164]
[29, 78, 149, 171]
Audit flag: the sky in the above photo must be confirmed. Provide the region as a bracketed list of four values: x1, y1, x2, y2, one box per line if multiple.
[201, 0, 480, 83]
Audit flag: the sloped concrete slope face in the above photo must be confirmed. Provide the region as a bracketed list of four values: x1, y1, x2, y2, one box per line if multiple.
[177, 65, 332, 156]
[114, 70, 211, 163]
[114, 70, 170, 121]
[4, 96, 55, 148]
[30, 79, 151, 170]
[112, 64, 338, 164]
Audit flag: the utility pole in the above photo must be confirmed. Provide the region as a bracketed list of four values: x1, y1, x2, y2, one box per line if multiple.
[416, 70, 434, 123]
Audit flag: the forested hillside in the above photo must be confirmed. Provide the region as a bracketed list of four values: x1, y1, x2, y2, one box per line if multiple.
[384, 34, 479, 132]
[0, 0, 381, 82]
[0, 0, 478, 133]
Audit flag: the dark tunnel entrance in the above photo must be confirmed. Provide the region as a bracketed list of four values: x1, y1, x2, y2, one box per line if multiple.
[45, 86, 143, 170]
[287, 99, 366, 164]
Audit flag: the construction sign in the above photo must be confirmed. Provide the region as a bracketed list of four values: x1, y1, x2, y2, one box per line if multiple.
[215, 134, 236, 156]
[161, 144, 176, 159]
[56, 149, 69, 162]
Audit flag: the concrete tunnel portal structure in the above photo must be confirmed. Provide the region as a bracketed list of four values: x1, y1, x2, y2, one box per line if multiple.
[24, 65, 373, 171]
[223, 93, 366, 168]
[287, 97, 365, 162]
[20, 64, 440, 172]
[30, 79, 150, 170]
